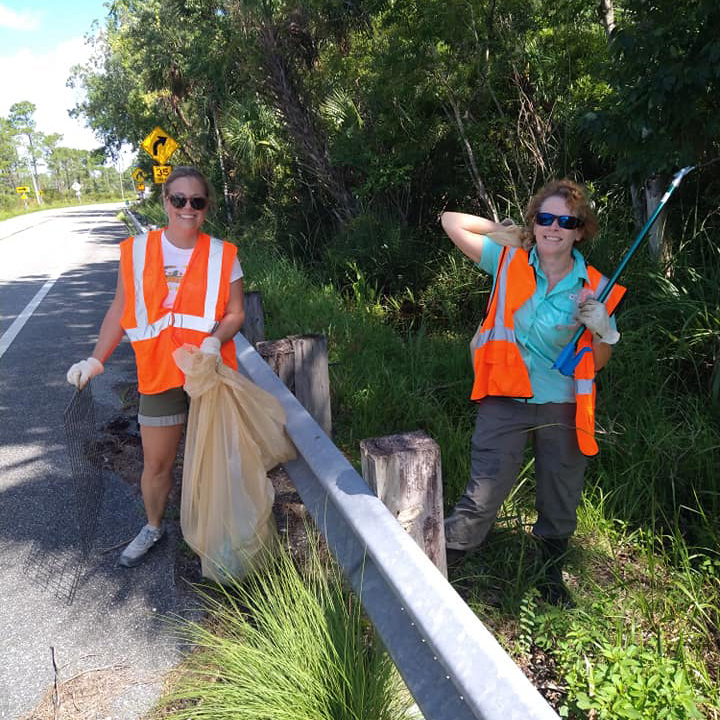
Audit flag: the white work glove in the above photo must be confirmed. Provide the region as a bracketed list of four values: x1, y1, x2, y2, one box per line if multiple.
[66, 357, 104, 389]
[576, 299, 620, 345]
[199, 336, 222, 356]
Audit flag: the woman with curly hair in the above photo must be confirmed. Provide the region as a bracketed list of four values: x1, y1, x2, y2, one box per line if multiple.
[441, 179, 625, 607]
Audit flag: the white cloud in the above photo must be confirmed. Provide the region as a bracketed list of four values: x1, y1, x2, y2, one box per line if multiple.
[0, 37, 103, 150]
[0, 4, 42, 31]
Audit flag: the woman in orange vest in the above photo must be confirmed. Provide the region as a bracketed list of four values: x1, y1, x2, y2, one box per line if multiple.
[66, 166, 245, 568]
[441, 179, 625, 607]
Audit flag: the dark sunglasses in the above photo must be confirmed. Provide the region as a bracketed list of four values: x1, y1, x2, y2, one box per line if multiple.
[535, 212, 583, 230]
[168, 194, 208, 210]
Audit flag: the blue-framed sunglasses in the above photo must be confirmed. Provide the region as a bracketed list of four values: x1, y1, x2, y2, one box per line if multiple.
[535, 212, 583, 230]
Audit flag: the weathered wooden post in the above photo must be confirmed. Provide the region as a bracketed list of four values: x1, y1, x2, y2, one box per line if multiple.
[360, 430, 447, 577]
[242, 291, 265, 347]
[257, 334, 332, 436]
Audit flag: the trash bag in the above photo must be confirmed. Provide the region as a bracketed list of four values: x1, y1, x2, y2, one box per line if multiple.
[173, 344, 296, 583]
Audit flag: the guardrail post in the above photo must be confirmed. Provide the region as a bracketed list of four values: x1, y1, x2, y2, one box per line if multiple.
[242, 290, 265, 347]
[360, 430, 447, 577]
[257, 334, 332, 436]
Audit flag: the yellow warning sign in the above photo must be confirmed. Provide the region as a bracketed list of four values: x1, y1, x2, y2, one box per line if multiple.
[131, 168, 146, 182]
[16, 186, 30, 193]
[153, 165, 172, 184]
[141, 127, 178, 164]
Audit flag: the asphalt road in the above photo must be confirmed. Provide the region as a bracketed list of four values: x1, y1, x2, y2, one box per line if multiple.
[0, 205, 192, 719]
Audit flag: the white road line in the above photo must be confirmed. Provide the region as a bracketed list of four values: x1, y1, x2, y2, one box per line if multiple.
[0, 217, 52, 242]
[0, 214, 106, 361]
[0, 275, 60, 360]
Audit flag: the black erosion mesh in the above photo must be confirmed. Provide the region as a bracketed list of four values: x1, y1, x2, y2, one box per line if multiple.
[63, 383, 105, 556]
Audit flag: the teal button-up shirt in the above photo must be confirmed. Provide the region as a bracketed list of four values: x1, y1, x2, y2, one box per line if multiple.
[476, 238, 616, 404]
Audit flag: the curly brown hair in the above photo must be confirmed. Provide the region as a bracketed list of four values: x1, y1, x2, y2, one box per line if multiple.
[520, 179, 598, 246]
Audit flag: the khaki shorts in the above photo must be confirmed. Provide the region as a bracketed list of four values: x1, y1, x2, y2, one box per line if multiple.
[138, 387, 188, 427]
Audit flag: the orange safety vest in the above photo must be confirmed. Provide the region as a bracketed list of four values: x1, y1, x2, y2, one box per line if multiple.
[120, 229, 239, 394]
[470, 247, 626, 456]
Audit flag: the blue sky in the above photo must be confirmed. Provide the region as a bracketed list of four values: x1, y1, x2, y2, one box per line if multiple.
[0, 0, 114, 150]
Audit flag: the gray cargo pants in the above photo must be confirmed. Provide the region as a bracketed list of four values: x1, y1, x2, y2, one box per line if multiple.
[444, 397, 588, 550]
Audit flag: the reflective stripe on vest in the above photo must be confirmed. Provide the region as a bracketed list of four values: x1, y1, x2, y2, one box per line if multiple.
[124, 312, 217, 342]
[123, 231, 224, 341]
[575, 379, 594, 395]
[472, 247, 519, 351]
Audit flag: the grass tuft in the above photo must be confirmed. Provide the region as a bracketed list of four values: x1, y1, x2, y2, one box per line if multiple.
[160, 533, 413, 720]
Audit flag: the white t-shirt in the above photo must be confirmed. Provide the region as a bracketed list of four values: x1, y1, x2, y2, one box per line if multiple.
[161, 231, 243, 309]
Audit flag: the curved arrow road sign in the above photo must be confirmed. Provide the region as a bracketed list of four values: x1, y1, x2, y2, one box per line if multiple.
[140, 127, 179, 164]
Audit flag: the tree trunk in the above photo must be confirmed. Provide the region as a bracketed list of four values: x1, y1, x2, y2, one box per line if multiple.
[211, 105, 234, 226]
[629, 181, 645, 229]
[445, 94, 499, 221]
[599, 0, 616, 38]
[360, 431, 447, 577]
[26, 135, 43, 205]
[256, 334, 332, 435]
[645, 174, 669, 263]
[242, 291, 265, 347]
[258, 24, 356, 223]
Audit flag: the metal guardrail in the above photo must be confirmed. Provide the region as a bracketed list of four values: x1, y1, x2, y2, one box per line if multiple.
[122, 210, 559, 719]
[234, 333, 560, 720]
[124, 205, 148, 234]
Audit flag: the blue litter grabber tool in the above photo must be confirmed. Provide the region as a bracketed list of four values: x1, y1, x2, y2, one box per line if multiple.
[553, 166, 696, 376]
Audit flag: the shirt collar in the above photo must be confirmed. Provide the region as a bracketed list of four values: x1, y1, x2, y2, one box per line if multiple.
[528, 246, 589, 282]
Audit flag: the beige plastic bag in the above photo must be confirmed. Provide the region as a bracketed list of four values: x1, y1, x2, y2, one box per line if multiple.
[173, 344, 296, 583]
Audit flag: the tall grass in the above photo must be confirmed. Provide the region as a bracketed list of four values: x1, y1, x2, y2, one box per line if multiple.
[161, 535, 413, 720]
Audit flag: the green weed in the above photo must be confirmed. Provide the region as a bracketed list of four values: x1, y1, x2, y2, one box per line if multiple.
[162, 535, 413, 720]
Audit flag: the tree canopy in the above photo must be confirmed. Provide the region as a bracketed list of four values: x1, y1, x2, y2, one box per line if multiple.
[64, 0, 720, 276]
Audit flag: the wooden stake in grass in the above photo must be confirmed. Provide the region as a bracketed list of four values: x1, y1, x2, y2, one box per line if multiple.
[257, 334, 332, 435]
[50, 646, 60, 720]
[242, 291, 265, 347]
[361, 430, 447, 577]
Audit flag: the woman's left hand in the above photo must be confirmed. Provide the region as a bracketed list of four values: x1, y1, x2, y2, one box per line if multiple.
[576, 299, 620, 345]
[200, 336, 222, 356]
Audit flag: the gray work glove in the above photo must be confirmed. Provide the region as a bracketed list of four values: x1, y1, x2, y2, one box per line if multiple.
[199, 336, 222, 356]
[66, 357, 104, 389]
[576, 299, 620, 345]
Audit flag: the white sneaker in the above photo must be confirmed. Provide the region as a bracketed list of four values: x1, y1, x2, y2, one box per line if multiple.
[119, 523, 165, 567]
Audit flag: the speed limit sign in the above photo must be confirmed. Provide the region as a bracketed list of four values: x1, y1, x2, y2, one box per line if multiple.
[153, 165, 172, 184]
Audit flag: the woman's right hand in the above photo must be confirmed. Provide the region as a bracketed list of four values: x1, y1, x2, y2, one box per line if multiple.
[66, 357, 104, 389]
